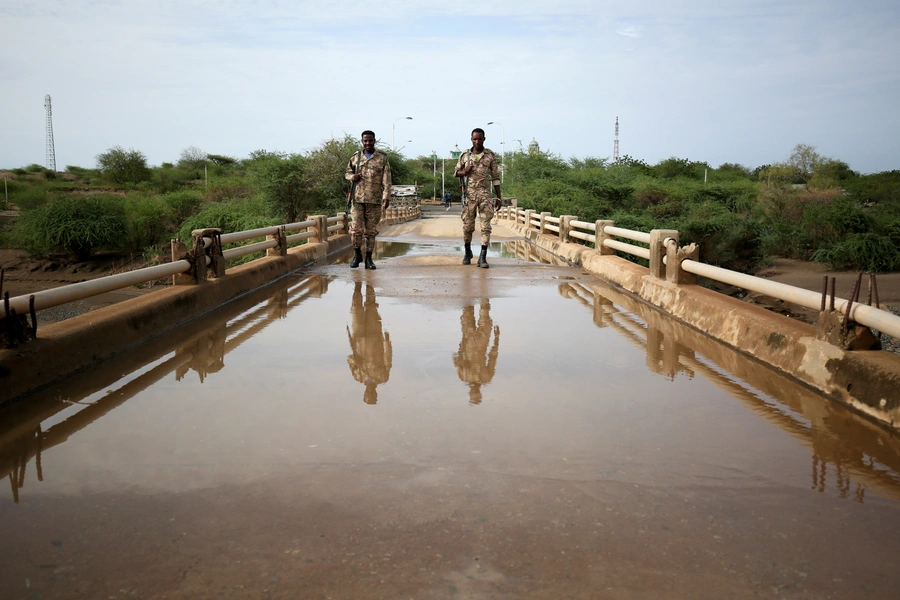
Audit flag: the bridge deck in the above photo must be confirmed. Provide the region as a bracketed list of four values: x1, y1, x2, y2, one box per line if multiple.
[2, 209, 900, 598]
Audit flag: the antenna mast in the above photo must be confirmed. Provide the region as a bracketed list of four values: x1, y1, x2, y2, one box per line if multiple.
[45, 94, 57, 172]
[613, 116, 619, 161]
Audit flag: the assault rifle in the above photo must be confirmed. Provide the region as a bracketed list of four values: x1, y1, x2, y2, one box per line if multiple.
[345, 151, 361, 214]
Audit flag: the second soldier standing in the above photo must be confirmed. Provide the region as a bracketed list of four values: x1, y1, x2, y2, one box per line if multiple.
[455, 128, 502, 268]
[346, 130, 392, 269]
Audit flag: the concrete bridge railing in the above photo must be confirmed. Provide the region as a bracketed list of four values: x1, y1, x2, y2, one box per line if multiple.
[1, 206, 422, 344]
[497, 206, 900, 343]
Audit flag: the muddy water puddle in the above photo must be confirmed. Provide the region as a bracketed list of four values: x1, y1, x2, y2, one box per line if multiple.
[2, 242, 900, 599]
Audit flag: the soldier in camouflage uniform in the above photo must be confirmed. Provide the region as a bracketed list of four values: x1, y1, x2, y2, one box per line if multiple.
[347, 281, 392, 404]
[346, 130, 392, 269]
[452, 299, 500, 405]
[455, 128, 502, 268]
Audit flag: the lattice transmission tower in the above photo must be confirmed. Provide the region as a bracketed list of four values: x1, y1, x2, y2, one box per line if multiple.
[613, 116, 619, 161]
[45, 94, 57, 172]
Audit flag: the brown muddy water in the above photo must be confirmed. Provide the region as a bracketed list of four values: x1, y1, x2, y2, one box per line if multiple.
[2, 241, 900, 600]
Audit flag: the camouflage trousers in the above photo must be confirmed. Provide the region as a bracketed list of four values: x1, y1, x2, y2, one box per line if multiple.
[350, 202, 382, 251]
[461, 195, 495, 246]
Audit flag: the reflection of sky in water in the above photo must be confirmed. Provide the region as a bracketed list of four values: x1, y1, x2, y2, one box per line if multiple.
[4, 247, 900, 509]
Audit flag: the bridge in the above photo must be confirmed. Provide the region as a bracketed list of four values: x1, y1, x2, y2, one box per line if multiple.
[1, 205, 899, 598]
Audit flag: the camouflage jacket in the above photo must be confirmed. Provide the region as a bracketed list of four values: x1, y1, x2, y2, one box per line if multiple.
[346, 151, 392, 204]
[455, 148, 501, 198]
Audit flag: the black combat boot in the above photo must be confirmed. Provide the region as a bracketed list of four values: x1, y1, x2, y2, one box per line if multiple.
[477, 245, 489, 268]
[364, 252, 377, 270]
[463, 242, 473, 265]
[350, 247, 362, 268]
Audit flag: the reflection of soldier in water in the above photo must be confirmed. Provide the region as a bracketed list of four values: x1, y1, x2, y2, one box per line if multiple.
[453, 299, 500, 405]
[347, 281, 392, 404]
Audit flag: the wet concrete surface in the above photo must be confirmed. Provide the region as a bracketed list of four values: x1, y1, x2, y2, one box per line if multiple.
[2, 240, 900, 599]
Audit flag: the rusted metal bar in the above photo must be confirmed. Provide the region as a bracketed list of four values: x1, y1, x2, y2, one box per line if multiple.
[873, 274, 880, 309]
[843, 274, 862, 336]
[821, 275, 828, 312]
[829, 277, 836, 312]
[29, 295, 36, 337]
[868, 274, 874, 306]
[3, 290, 8, 318]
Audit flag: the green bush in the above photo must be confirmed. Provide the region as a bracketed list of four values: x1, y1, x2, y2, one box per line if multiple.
[678, 203, 761, 269]
[515, 178, 609, 221]
[96, 146, 152, 186]
[14, 194, 128, 260]
[812, 233, 900, 272]
[153, 165, 197, 193]
[163, 190, 204, 224]
[8, 183, 50, 211]
[125, 196, 169, 252]
[177, 196, 278, 241]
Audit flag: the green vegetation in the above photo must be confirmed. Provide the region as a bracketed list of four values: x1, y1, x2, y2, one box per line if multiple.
[13, 194, 128, 260]
[2, 141, 898, 274]
[502, 144, 900, 272]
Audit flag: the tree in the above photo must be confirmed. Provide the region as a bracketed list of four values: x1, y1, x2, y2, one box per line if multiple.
[253, 153, 311, 223]
[304, 135, 360, 211]
[178, 146, 208, 170]
[786, 143, 821, 184]
[96, 146, 152, 185]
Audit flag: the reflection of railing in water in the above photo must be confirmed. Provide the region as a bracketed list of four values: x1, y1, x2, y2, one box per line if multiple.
[502, 239, 572, 267]
[0, 274, 330, 502]
[558, 280, 900, 503]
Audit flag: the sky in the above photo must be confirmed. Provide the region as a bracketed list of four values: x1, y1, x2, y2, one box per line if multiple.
[1, 0, 899, 174]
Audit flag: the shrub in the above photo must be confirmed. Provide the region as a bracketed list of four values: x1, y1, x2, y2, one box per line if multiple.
[177, 196, 278, 242]
[96, 146, 152, 185]
[125, 196, 169, 252]
[14, 194, 128, 260]
[812, 233, 900, 272]
[163, 190, 204, 224]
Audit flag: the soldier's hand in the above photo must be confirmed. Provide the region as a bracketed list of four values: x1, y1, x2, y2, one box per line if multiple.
[352, 174, 362, 182]
[493, 199, 502, 211]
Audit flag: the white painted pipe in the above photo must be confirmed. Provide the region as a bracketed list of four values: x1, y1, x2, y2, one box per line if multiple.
[680, 259, 900, 340]
[603, 226, 651, 244]
[603, 239, 651, 260]
[220, 226, 280, 245]
[7, 260, 192, 314]
[285, 220, 316, 232]
[222, 239, 278, 260]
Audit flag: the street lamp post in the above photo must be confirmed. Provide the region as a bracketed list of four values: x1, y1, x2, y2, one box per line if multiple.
[487, 121, 505, 183]
[392, 116, 413, 151]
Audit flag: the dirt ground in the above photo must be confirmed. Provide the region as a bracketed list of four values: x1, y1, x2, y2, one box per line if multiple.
[0, 248, 161, 324]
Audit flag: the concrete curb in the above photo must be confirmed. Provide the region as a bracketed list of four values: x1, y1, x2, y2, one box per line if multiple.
[506, 222, 900, 431]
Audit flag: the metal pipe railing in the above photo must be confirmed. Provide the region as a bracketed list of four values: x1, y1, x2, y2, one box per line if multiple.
[7, 260, 192, 314]
[603, 239, 650, 260]
[679, 259, 900, 340]
[222, 239, 279, 261]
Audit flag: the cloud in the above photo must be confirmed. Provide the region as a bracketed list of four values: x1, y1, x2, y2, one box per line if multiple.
[616, 21, 644, 38]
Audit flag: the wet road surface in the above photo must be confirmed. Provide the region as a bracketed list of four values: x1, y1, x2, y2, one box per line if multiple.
[2, 238, 900, 599]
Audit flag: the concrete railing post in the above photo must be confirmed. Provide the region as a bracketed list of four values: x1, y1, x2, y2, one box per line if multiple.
[523, 209, 534, 232]
[338, 211, 349, 234]
[539, 212, 551, 235]
[560, 215, 575, 243]
[665, 241, 699, 285]
[650, 229, 678, 280]
[309, 215, 328, 244]
[267, 225, 287, 257]
[594, 220, 615, 255]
